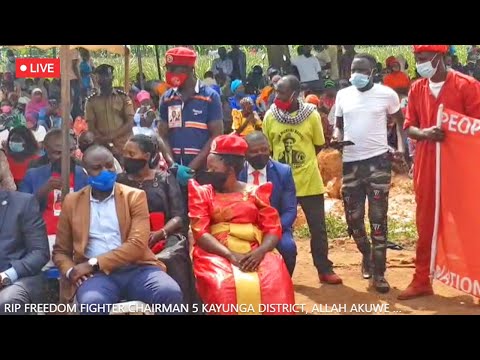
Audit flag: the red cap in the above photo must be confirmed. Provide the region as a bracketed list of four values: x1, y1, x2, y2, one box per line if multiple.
[165, 47, 197, 67]
[210, 135, 248, 156]
[413, 45, 449, 54]
[305, 94, 321, 106]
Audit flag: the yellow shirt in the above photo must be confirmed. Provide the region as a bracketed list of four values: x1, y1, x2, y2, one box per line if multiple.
[263, 109, 325, 197]
[231, 109, 262, 137]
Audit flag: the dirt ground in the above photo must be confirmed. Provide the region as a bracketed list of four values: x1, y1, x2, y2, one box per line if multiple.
[293, 175, 480, 315]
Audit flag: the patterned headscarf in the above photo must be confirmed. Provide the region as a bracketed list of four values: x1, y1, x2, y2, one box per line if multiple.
[240, 97, 254, 106]
[324, 79, 336, 88]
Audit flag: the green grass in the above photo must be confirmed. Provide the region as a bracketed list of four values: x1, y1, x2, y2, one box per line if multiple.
[294, 213, 418, 249]
[97, 53, 266, 87]
[356, 45, 468, 78]
[2, 45, 469, 87]
[104, 45, 469, 87]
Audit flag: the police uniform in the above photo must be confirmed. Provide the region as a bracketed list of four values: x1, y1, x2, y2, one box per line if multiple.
[85, 64, 134, 155]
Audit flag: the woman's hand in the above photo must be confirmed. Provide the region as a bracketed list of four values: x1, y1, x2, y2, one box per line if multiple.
[246, 113, 256, 124]
[228, 252, 246, 267]
[148, 229, 166, 248]
[239, 248, 267, 272]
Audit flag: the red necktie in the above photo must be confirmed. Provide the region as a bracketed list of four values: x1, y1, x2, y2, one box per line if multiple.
[252, 170, 261, 185]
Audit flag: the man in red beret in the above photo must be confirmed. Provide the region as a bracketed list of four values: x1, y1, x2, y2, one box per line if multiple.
[398, 45, 480, 300]
[158, 47, 223, 195]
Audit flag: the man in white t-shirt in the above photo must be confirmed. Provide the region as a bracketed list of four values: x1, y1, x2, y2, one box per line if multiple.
[334, 53, 406, 294]
[290, 45, 323, 92]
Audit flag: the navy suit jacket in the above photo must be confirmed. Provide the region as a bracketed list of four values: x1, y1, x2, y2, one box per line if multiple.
[0, 191, 49, 276]
[239, 159, 297, 231]
[19, 164, 89, 212]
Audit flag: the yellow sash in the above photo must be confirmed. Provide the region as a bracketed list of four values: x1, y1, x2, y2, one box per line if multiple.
[211, 222, 264, 315]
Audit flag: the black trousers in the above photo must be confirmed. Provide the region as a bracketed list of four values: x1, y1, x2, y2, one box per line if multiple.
[0, 273, 47, 315]
[70, 79, 82, 119]
[297, 194, 333, 274]
[156, 234, 201, 313]
[341, 153, 392, 276]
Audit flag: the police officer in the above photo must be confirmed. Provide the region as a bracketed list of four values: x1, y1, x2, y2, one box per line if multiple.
[85, 64, 134, 160]
[158, 47, 223, 188]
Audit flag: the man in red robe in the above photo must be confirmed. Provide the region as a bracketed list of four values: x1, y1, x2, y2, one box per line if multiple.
[399, 45, 480, 300]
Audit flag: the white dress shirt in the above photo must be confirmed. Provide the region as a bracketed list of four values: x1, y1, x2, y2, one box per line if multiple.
[66, 189, 122, 279]
[247, 163, 267, 185]
[84, 190, 122, 258]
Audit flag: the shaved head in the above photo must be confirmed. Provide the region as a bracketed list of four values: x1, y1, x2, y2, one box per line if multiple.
[278, 75, 301, 93]
[245, 131, 268, 146]
[83, 144, 113, 163]
[82, 145, 116, 178]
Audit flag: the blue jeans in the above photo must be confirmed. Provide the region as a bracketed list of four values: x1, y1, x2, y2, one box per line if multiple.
[276, 229, 297, 276]
[76, 265, 183, 315]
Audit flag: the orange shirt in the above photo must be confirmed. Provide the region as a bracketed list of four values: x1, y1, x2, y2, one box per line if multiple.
[383, 71, 410, 90]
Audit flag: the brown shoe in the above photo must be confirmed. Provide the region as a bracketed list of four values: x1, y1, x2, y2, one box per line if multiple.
[319, 272, 343, 285]
[397, 281, 434, 300]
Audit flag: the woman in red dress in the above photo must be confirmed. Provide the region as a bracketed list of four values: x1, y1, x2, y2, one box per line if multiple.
[188, 135, 295, 315]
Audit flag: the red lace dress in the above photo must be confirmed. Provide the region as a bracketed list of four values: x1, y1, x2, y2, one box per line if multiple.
[188, 179, 295, 315]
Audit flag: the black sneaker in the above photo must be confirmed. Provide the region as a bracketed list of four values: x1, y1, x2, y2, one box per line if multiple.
[373, 276, 390, 294]
[362, 257, 372, 280]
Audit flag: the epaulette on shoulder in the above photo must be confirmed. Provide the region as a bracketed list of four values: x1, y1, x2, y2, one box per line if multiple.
[85, 91, 98, 102]
[115, 89, 128, 97]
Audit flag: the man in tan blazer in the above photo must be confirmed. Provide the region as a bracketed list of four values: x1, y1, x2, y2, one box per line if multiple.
[53, 145, 183, 314]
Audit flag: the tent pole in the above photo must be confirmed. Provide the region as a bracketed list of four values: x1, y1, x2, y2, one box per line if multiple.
[155, 45, 161, 80]
[59, 45, 71, 199]
[124, 46, 129, 92]
[137, 45, 144, 90]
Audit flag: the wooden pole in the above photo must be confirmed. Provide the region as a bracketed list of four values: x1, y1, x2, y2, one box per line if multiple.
[137, 45, 144, 90]
[155, 45, 161, 80]
[59, 45, 71, 199]
[124, 46, 129, 92]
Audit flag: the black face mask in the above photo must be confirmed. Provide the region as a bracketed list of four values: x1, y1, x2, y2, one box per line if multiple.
[248, 154, 270, 170]
[195, 170, 228, 191]
[124, 158, 147, 174]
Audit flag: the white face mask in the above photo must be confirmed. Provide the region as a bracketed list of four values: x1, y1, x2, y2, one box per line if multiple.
[416, 53, 439, 79]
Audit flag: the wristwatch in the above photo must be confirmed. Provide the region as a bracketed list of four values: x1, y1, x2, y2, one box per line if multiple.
[88, 258, 100, 272]
[0, 273, 12, 288]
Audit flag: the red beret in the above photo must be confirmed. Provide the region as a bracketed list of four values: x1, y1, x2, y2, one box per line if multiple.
[413, 45, 449, 54]
[210, 135, 248, 157]
[386, 56, 399, 67]
[165, 47, 197, 67]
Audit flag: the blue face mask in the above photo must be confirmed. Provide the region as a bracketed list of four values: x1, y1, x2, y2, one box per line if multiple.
[236, 91, 246, 98]
[349, 72, 371, 89]
[9, 141, 24, 153]
[88, 170, 117, 192]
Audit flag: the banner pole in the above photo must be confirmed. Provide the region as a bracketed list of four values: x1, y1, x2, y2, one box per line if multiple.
[429, 103, 444, 283]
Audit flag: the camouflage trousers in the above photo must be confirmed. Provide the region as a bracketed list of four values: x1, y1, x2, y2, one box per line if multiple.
[342, 152, 392, 276]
